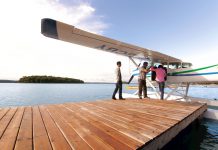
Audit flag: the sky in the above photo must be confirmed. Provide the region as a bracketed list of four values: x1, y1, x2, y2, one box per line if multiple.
[0, 0, 218, 82]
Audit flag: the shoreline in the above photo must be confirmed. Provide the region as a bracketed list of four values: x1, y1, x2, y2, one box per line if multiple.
[0, 82, 217, 87]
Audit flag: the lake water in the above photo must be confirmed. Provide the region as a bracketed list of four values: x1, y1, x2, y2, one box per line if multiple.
[0, 83, 117, 107]
[0, 83, 217, 149]
[0, 83, 217, 107]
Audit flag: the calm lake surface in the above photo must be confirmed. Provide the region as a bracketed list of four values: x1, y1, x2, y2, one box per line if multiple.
[0, 83, 217, 149]
[0, 83, 217, 107]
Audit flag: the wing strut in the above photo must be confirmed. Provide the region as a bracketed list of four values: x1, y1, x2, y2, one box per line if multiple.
[128, 57, 141, 84]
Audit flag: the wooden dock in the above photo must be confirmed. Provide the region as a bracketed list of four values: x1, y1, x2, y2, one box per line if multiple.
[0, 99, 207, 150]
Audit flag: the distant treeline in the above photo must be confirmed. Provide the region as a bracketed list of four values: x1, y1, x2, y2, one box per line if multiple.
[18, 76, 84, 83]
[0, 80, 17, 83]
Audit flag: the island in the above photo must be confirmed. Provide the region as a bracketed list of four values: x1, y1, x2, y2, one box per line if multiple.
[18, 75, 84, 83]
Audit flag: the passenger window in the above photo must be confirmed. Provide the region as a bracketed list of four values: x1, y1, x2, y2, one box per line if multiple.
[168, 63, 181, 69]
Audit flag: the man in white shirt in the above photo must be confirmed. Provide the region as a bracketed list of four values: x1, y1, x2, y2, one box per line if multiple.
[112, 61, 125, 100]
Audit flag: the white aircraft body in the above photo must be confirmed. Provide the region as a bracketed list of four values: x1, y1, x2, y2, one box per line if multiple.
[41, 18, 218, 120]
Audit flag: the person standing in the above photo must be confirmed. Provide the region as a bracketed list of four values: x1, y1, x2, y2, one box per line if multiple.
[150, 65, 167, 100]
[138, 62, 150, 99]
[112, 61, 125, 100]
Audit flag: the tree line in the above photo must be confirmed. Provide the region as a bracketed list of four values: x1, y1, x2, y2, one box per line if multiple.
[18, 76, 84, 83]
[0, 80, 17, 83]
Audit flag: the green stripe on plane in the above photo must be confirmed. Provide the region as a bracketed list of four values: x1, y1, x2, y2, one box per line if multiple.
[169, 64, 218, 75]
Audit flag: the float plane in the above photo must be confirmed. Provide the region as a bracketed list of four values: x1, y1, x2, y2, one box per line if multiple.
[41, 18, 218, 120]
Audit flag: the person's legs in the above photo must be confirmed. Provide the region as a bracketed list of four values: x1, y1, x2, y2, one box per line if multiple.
[112, 82, 119, 99]
[143, 80, 147, 98]
[159, 82, 165, 100]
[138, 79, 143, 99]
[158, 82, 161, 92]
[162, 82, 165, 99]
[118, 81, 123, 99]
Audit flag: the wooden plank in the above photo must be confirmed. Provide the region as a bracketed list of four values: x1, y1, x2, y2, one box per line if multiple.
[62, 103, 150, 144]
[74, 102, 166, 138]
[121, 100, 204, 119]
[46, 105, 93, 150]
[0, 108, 10, 120]
[62, 104, 138, 149]
[107, 100, 197, 113]
[138, 99, 203, 109]
[82, 102, 176, 128]
[51, 104, 122, 150]
[0, 107, 24, 150]
[0, 99, 207, 150]
[32, 106, 52, 150]
[108, 99, 202, 111]
[97, 100, 197, 121]
[14, 107, 33, 150]
[92, 100, 192, 120]
[93, 100, 205, 125]
[84, 101, 177, 123]
[139, 103, 207, 150]
[87, 100, 177, 119]
[39, 105, 72, 150]
[62, 103, 144, 149]
[0, 108, 17, 138]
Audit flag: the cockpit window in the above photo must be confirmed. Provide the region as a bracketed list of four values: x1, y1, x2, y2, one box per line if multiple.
[156, 62, 192, 69]
[182, 63, 192, 68]
[162, 62, 192, 69]
[168, 62, 181, 69]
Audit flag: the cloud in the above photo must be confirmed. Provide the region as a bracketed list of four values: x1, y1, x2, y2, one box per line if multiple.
[0, 0, 115, 81]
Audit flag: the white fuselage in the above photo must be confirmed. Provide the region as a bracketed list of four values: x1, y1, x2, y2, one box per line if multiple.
[166, 64, 218, 83]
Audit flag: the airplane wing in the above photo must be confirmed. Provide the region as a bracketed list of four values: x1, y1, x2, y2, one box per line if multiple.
[41, 18, 181, 63]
